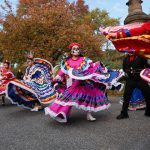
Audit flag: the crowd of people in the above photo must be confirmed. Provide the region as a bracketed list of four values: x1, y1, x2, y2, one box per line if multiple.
[0, 21, 150, 123]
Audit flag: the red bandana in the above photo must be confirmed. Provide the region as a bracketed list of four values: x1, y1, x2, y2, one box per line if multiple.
[129, 55, 135, 62]
[68, 42, 81, 49]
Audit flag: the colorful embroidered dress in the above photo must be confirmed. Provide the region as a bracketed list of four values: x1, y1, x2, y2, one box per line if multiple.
[7, 58, 56, 109]
[120, 88, 145, 111]
[0, 67, 14, 95]
[100, 22, 150, 86]
[45, 57, 125, 122]
[129, 88, 145, 110]
[140, 68, 150, 83]
[99, 21, 150, 58]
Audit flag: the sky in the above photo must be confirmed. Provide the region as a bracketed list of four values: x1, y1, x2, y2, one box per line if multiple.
[69, 0, 150, 24]
[0, 0, 150, 24]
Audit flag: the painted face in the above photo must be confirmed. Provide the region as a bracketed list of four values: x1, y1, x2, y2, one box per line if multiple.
[3, 63, 9, 69]
[71, 45, 80, 56]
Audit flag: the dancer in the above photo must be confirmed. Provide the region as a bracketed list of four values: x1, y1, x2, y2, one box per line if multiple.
[0, 61, 15, 105]
[119, 54, 145, 111]
[120, 88, 145, 111]
[129, 88, 145, 111]
[7, 55, 56, 111]
[140, 68, 150, 83]
[45, 42, 124, 123]
[99, 21, 150, 57]
[99, 22, 150, 118]
[117, 54, 150, 119]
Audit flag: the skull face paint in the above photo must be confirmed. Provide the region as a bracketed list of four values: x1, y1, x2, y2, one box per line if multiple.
[71, 45, 80, 56]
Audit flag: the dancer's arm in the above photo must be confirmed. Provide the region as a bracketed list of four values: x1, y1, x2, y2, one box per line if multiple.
[53, 70, 65, 83]
[1, 71, 14, 80]
[95, 61, 108, 73]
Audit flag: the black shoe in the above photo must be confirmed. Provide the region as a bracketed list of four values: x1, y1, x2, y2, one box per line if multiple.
[145, 112, 150, 117]
[145, 108, 150, 117]
[116, 112, 129, 120]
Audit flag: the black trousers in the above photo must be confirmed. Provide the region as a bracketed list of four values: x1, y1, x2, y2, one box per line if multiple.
[122, 78, 150, 113]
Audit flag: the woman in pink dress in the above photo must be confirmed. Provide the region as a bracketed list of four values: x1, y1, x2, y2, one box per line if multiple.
[45, 43, 111, 123]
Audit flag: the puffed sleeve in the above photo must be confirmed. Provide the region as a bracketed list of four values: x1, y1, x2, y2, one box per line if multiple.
[4, 72, 14, 79]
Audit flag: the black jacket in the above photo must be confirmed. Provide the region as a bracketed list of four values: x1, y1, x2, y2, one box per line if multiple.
[123, 55, 150, 80]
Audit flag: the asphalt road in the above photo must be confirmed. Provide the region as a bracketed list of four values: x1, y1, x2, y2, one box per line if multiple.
[0, 97, 150, 150]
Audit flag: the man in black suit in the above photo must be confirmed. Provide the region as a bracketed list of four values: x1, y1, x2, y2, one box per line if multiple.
[117, 54, 150, 119]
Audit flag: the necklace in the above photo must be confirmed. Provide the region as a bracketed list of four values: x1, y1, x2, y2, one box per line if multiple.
[64, 57, 86, 70]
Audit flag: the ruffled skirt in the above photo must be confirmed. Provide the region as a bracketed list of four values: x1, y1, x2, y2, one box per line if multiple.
[129, 88, 145, 110]
[45, 80, 110, 122]
[7, 80, 56, 109]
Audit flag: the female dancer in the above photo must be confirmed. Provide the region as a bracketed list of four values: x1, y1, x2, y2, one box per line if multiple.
[7, 55, 56, 111]
[0, 61, 14, 105]
[120, 88, 145, 111]
[45, 42, 124, 123]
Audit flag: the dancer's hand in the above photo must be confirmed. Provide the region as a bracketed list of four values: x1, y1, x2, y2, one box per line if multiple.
[106, 33, 117, 39]
[0, 76, 5, 80]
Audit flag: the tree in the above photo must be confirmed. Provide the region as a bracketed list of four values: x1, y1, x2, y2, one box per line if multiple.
[0, 0, 120, 66]
[101, 50, 125, 69]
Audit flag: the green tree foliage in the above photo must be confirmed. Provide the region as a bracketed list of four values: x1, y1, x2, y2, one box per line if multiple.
[101, 49, 125, 69]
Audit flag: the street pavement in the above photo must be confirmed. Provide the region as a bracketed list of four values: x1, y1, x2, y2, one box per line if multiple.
[0, 97, 150, 150]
